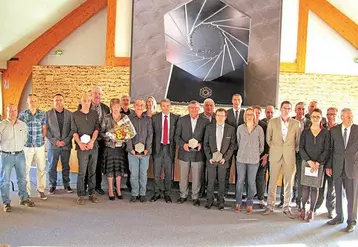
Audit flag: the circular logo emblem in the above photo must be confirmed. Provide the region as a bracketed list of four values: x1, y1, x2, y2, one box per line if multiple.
[200, 87, 212, 98]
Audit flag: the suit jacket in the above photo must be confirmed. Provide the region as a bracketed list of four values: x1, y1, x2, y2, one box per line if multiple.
[203, 123, 237, 168]
[327, 124, 358, 180]
[199, 112, 216, 125]
[45, 109, 74, 150]
[175, 114, 210, 162]
[152, 112, 179, 160]
[266, 117, 301, 165]
[226, 108, 244, 129]
[258, 120, 269, 156]
[293, 116, 311, 130]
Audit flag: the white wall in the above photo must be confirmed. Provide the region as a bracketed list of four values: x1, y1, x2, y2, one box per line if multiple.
[40, 7, 107, 66]
[115, 0, 132, 57]
[280, 0, 358, 75]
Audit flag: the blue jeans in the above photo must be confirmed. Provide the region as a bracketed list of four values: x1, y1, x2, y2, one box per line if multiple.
[0, 152, 29, 204]
[128, 154, 150, 197]
[48, 148, 71, 188]
[236, 162, 259, 206]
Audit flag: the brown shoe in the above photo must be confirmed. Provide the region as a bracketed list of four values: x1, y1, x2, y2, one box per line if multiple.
[261, 208, 273, 215]
[284, 208, 296, 219]
[20, 199, 35, 207]
[3, 203, 11, 212]
[300, 208, 306, 221]
[37, 190, 47, 200]
[77, 196, 85, 205]
[89, 194, 99, 203]
[306, 210, 314, 222]
[247, 206, 253, 215]
[235, 204, 241, 213]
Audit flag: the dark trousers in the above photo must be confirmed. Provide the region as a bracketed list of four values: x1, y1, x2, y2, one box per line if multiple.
[207, 164, 227, 204]
[77, 148, 98, 197]
[315, 174, 335, 212]
[335, 170, 358, 225]
[225, 152, 237, 194]
[153, 145, 173, 196]
[256, 161, 269, 200]
[47, 148, 71, 188]
[85, 141, 104, 190]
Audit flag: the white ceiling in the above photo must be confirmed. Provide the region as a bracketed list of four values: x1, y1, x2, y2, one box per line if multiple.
[0, 0, 85, 69]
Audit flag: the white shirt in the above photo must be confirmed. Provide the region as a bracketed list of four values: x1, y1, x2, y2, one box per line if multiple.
[342, 124, 352, 148]
[161, 113, 170, 144]
[190, 116, 198, 133]
[281, 117, 289, 142]
[0, 119, 28, 152]
[216, 123, 224, 151]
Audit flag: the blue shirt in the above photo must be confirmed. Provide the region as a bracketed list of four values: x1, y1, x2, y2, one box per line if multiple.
[18, 109, 46, 147]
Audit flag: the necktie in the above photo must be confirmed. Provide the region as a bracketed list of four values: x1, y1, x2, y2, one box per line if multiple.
[235, 110, 239, 126]
[343, 128, 348, 149]
[217, 125, 223, 151]
[163, 115, 169, 145]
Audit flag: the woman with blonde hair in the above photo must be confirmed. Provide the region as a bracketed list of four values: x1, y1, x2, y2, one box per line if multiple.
[235, 107, 264, 214]
[144, 96, 157, 117]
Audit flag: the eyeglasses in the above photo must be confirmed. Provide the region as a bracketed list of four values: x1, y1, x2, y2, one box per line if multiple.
[311, 116, 321, 119]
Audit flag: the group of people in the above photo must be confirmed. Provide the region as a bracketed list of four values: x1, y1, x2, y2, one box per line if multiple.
[0, 86, 357, 233]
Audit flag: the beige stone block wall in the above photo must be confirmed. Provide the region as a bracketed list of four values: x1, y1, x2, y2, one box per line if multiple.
[32, 66, 130, 112]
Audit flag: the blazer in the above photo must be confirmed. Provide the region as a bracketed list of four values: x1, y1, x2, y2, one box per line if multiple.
[293, 116, 311, 130]
[45, 109, 74, 150]
[203, 123, 237, 168]
[266, 117, 301, 165]
[175, 114, 210, 162]
[199, 112, 216, 125]
[226, 108, 245, 129]
[327, 124, 358, 180]
[152, 112, 179, 160]
[258, 120, 269, 156]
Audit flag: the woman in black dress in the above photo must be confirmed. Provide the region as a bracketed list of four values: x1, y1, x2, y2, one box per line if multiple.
[101, 98, 127, 200]
[299, 108, 330, 221]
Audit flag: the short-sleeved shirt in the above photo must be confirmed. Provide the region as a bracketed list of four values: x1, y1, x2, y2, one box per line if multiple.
[18, 109, 46, 147]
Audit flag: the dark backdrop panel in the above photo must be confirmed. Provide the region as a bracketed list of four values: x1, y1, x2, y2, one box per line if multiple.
[131, 0, 281, 106]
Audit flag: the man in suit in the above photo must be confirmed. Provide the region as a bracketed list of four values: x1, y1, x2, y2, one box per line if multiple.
[175, 100, 210, 206]
[278, 102, 311, 209]
[305, 100, 327, 128]
[262, 101, 301, 218]
[253, 105, 269, 209]
[203, 108, 236, 210]
[199, 98, 215, 197]
[225, 94, 245, 195]
[150, 99, 179, 203]
[262, 105, 275, 125]
[326, 108, 358, 232]
[46, 94, 74, 194]
[79, 86, 110, 195]
[315, 107, 338, 217]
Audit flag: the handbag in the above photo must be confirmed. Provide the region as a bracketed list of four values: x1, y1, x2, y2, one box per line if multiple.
[300, 160, 324, 188]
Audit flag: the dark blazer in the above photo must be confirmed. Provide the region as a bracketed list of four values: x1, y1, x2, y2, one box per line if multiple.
[152, 112, 179, 160]
[226, 108, 245, 128]
[199, 112, 216, 125]
[175, 114, 210, 162]
[327, 124, 358, 180]
[45, 109, 74, 150]
[78, 102, 110, 123]
[121, 108, 135, 116]
[258, 120, 269, 156]
[203, 123, 237, 168]
[293, 116, 311, 129]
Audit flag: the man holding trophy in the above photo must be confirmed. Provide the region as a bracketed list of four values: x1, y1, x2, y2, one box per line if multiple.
[126, 99, 153, 203]
[175, 100, 210, 207]
[203, 108, 237, 210]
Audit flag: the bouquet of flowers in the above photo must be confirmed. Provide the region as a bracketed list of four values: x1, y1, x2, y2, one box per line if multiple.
[105, 115, 136, 146]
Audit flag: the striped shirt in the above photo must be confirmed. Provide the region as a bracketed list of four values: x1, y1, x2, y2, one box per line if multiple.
[18, 109, 46, 147]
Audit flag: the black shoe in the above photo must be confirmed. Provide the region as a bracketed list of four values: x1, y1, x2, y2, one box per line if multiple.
[205, 202, 213, 209]
[259, 203, 266, 209]
[49, 187, 56, 194]
[218, 203, 225, 210]
[150, 194, 161, 202]
[95, 188, 105, 195]
[177, 197, 187, 204]
[346, 224, 356, 233]
[193, 199, 200, 207]
[291, 196, 297, 203]
[327, 217, 344, 225]
[109, 196, 115, 201]
[117, 195, 123, 200]
[140, 196, 147, 203]
[277, 202, 284, 208]
[130, 196, 137, 203]
[327, 210, 333, 219]
[164, 195, 172, 203]
[65, 186, 73, 193]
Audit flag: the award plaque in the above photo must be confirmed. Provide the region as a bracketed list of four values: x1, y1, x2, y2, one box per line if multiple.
[212, 151, 223, 163]
[188, 138, 199, 151]
[134, 142, 145, 155]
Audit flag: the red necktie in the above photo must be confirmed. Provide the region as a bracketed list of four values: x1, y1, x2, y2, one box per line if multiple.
[163, 115, 169, 145]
